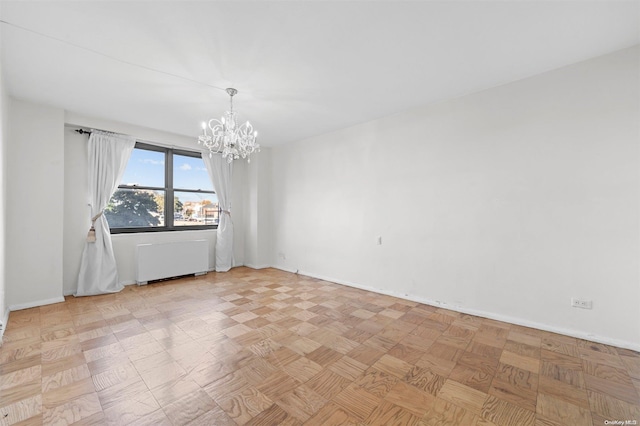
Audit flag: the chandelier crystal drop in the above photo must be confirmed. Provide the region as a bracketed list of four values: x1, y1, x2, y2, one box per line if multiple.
[198, 88, 260, 163]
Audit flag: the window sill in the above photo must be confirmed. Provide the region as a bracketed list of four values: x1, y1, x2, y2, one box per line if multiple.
[110, 227, 217, 236]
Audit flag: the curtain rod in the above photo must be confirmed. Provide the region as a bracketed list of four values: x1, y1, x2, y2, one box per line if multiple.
[71, 126, 205, 153]
[74, 127, 140, 140]
[73, 127, 131, 138]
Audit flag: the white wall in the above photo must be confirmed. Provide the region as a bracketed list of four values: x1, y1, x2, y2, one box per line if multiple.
[7, 99, 65, 309]
[244, 148, 272, 269]
[0, 24, 8, 333]
[270, 46, 640, 349]
[232, 159, 247, 268]
[63, 112, 247, 294]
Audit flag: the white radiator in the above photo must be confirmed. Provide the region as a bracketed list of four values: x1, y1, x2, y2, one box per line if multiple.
[136, 240, 209, 285]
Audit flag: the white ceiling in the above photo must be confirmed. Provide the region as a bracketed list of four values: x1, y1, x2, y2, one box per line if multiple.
[1, 1, 638, 146]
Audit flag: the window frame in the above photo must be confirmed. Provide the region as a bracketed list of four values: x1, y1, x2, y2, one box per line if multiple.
[109, 142, 218, 234]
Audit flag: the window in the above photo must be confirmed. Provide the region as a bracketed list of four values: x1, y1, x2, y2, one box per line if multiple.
[105, 142, 218, 233]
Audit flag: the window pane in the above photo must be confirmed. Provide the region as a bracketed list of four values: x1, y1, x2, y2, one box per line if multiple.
[175, 191, 219, 226]
[120, 148, 165, 187]
[105, 189, 165, 228]
[173, 154, 214, 191]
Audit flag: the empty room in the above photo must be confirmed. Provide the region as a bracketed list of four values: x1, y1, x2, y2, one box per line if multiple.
[0, 1, 638, 425]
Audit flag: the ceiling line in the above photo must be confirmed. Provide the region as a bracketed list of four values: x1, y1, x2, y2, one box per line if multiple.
[0, 19, 227, 93]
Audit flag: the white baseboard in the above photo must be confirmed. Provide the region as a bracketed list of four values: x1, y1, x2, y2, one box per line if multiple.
[244, 263, 272, 270]
[273, 265, 298, 274]
[0, 308, 9, 344]
[10, 296, 66, 312]
[271, 266, 640, 352]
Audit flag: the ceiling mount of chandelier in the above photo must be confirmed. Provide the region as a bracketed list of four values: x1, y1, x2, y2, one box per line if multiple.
[198, 88, 260, 163]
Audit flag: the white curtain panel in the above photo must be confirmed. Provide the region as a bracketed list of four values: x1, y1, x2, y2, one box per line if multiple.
[203, 154, 234, 272]
[76, 131, 136, 296]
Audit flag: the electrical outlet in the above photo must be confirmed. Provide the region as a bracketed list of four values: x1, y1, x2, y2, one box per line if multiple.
[571, 298, 593, 309]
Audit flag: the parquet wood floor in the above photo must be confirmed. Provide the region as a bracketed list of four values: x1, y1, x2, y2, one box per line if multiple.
[0, 267, 638, 425]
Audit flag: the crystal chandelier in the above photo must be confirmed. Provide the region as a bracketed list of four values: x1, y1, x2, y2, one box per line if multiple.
[198, 88, 260, 163]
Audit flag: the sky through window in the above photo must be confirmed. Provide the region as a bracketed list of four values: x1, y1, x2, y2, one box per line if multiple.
[120, 149, 214, 203]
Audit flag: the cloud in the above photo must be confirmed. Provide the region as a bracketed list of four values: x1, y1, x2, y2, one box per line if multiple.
[179, 163, 192, 171]
[196, 167, 207, 172]
[140, 158, 164, 165]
